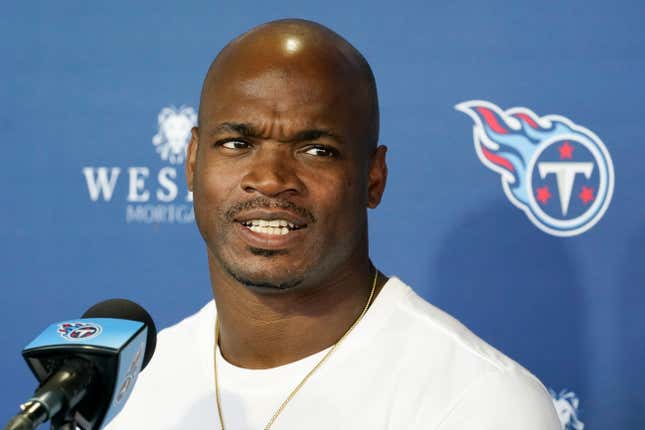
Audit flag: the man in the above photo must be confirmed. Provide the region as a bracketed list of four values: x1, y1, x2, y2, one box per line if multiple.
[106, 19, 561, 429]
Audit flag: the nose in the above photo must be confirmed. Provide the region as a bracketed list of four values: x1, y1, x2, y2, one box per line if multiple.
[240, 146, 304, 197]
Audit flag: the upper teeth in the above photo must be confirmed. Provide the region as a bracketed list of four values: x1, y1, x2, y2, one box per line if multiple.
[244, 219, 295, 228]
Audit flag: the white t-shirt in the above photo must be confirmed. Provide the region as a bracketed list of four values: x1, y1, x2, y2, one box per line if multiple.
[104, 277, 560, 429]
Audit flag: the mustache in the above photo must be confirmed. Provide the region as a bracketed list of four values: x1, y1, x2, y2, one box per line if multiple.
[224, 197, 317, 224]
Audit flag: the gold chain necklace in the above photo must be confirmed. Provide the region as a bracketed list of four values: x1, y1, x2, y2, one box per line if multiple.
[213, 269, 379, 430]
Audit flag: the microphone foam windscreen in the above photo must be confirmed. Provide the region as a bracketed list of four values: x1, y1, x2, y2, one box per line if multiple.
[82, 299, 157, 369]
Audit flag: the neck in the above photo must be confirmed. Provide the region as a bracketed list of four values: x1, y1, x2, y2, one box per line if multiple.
[209, 251, 385, 369]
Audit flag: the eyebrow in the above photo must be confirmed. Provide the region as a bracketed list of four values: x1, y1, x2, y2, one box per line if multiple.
[210, 122, 258, 137]
[209, 122, 343, 144]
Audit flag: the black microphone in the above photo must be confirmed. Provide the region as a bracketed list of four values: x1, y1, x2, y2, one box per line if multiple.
[4, 299, 157, 430]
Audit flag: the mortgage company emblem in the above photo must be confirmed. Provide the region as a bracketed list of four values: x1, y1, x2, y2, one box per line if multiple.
[82, 106, 196, 224]
[456, 101, 614, 237]
[152, 106, 196, 165]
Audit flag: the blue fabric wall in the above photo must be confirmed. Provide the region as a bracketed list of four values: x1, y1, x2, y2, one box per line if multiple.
[2, 1, 643, 428]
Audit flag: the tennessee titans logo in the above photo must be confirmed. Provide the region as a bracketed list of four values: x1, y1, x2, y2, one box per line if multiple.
[456, 101, 614, 237]
[57, 322, 102, 341]
[115, 347, 143, 404]
[549, 388, 584, 429]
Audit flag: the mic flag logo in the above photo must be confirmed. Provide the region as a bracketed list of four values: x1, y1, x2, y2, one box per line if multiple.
[456, 101, 614, 237]
[115, 346, 144, 405]
[57, 322, 103, 341]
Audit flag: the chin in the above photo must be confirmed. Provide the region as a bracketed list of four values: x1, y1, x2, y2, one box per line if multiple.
[222, 258, 306, 293]
[231, 272, 304, 293]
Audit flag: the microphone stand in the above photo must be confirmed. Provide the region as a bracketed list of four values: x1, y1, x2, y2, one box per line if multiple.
[51, 415, 77, 430]
[2, 403, 79, 430]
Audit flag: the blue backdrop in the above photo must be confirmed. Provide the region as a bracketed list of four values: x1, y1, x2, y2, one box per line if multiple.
[2, 1, 644, 428]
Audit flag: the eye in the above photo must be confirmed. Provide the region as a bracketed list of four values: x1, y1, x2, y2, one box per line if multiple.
[219, 140, 250, 150]
[303, 145, 337, 157]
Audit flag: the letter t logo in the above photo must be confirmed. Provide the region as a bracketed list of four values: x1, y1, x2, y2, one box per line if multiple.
[537, 162, 594, 216]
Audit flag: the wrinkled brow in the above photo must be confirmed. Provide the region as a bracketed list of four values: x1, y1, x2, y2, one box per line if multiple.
[209, 122, 343, 144]
[210, 122, 258, 137]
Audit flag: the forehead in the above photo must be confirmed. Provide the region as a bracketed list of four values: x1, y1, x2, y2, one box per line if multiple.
[211, 76, 340, 130]
[230, 66, 339, 102]
[199, 51, 367, 140]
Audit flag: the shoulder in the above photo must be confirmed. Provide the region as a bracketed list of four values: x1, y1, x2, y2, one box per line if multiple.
[379, 278, 560, 428]
[102, 301, 216, 429]
[430, 368, 561, 429]
[142, 300, 215, 377]
[383, 277, 527, 374]
[139, 299, 215, 383]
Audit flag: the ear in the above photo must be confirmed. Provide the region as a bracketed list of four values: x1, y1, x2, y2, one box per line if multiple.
[186, 127, 199, 192]
[367, 145, 388, 208]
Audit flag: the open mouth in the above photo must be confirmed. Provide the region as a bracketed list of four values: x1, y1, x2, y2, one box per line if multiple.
[239, 219, 306, 236]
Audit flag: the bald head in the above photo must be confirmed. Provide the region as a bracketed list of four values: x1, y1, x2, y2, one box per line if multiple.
[198, 19, 379, 152]
[186, 19, 388, 295]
